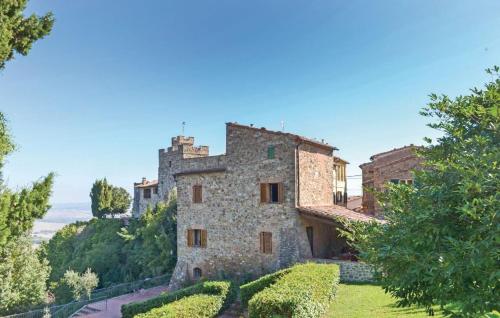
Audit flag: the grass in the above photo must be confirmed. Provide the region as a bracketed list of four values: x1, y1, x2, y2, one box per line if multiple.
[326, 283, 444, 318]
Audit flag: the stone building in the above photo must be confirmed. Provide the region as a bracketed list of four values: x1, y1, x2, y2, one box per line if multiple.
[333, 156, 348, 206]
[359, 145, 423, 216]
[164, 123, 378, 288]
[132, 136, 210, 217]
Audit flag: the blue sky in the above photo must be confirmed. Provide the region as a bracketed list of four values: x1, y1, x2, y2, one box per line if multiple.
[1, 0, 499, 203]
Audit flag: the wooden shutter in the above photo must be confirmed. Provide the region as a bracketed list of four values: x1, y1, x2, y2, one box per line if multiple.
[260, 232, 272, 254]
[201, 229, 207, 248]
[193, 185, 202, 203]
[278, 183, 284, 203]
[259, 232, 264, 253]
[187, 229, 194, 247]
[260, 184, 268, 203]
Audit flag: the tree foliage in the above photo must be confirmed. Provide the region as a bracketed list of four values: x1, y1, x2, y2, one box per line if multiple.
[0, 236, 50, 315]
[350, 68, 500, 317]
[61, 268, 99, 301]
[41, 193, 177, 303]
[0, 0, 54, 70]
[90, 178, 131, 218]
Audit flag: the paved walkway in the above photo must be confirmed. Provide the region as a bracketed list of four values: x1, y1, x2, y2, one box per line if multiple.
[78, 285, 168, 318]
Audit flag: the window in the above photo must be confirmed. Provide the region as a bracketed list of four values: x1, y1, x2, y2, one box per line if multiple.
[187, 229, 207, 248]
[168, 161, 172, 167]
[267, 146, 275, 159]
[260, 232, 272, 254]
[400, 179, 413, 185]
[390, 179, 400, 184]
[260, 183, 284, 204]
[143, 188, 151, 199]
[336, 191, 342, 204]
[153, 186, 158, 194]
[193, 185, 202, 203]
[193, 267, 202, 279]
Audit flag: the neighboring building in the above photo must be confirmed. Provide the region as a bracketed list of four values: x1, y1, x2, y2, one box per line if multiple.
[347, 195, 362, 212]
[132, 178, 159, 217]
[359, 145, 423, 215]
[333, 157, 348, 206]
[166, 123, 378, 288]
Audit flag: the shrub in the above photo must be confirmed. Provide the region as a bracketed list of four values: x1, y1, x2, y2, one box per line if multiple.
[247, 263, 340, 318]
[121, 280, 236, 318]
[134, 294, 223, 318]
[240, 268, 291, 307]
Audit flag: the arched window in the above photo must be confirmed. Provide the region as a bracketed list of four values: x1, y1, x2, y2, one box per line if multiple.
[193, 267, 202, 279]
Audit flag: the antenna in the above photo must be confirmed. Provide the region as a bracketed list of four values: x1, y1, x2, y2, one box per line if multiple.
[181, 121, 186, 136]
[281, 120, 285, 132]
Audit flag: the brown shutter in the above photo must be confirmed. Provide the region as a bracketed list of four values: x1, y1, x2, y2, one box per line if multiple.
[260, 184, 268, 203]
[187, 229, 193, 247]
[198, 186, 202, 203]
[259, 232, 264, 253]
[201, 229, 207, 248]
[278, 183, 284, 203]
[265, 232, 272, 253]
[193, 185, 202, 203]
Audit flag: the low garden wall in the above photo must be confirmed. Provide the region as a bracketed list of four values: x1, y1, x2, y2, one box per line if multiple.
[312, 259, 374, 282]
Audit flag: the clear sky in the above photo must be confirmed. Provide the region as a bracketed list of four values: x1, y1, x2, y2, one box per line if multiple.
[1, 0, 499, 203]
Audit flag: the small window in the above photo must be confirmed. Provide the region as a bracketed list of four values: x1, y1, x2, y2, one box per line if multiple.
[267, 146, 275, 159]
[390, 179, 399, 184]
[187, 229, 207, 248]
[143, 188, 151, 199]
[193, 185, 202, 203]
[260, 183, 284, 204]
[153, 186, 158, 194]
[260, 232, 272, 254]
[193, 267, 202, 279]
[168, 161, 172, 167]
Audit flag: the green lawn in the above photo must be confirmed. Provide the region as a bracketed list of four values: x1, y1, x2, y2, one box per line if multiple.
[327, 283, 443, 318]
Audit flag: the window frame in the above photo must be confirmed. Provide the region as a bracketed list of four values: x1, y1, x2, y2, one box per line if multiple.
[143, 188, 151, 199]
[187, 229, 207, 248]
[260, 183, 284, 204]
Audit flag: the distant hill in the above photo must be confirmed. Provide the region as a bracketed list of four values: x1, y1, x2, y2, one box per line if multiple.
[32, 202, 93, 246]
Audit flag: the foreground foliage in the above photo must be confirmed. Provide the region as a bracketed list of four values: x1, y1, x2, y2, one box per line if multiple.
[327, 283, 445, 318]
[0, 236, 50, 315]
[246, 263, 340, 318]
[240, 267, 291, 307]
[40, 196, 177, 303]
[121, 280, 237, 318]
[349, 67, 500, 317]
[0, 0, 54, 70]
[0, 113, 54, 314]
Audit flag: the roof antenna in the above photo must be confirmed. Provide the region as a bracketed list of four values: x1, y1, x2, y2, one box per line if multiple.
[181, 121, 186, 136]
[281, 120, 285, 132]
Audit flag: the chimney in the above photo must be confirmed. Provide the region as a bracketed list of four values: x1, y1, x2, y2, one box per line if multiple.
[142, 177, 147, 184]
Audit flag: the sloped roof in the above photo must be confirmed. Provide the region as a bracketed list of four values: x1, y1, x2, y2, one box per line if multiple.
[298, 205, 383, 223]
[135, 180, 158, 188]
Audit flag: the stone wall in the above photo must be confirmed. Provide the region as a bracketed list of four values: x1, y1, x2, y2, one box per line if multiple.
[297, 143, 334, 207]
[313, 259, 374, 282]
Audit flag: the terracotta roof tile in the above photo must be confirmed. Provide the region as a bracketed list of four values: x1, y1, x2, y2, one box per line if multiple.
[298, 205, 383, 223]
[135, 180, 158, 188]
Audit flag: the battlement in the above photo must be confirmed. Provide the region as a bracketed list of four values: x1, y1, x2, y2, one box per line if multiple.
[159, 135, 210, 157]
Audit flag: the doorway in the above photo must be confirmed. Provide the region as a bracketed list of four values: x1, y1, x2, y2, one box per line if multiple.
[306, 226, 314, 256]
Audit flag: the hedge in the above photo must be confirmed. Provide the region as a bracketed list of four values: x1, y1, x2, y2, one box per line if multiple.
[121, 280, 236, 318]
[240, 268, 291, 307]
[247, 263, 340, 318]
[134, 294, 223, 318]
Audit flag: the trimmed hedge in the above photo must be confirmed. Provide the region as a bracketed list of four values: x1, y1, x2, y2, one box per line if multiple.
[240, 268, 291, 307]
[247, 263, 340, 318]
[121, 281, 236, 318]
[134, 294, 223, 318]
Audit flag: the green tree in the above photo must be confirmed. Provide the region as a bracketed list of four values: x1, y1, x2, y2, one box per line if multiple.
[90, 179, 131, 218]
[61, 268, 99, 301]
[90, 178, 112, 218]
[0, 236, 50, 315]
[350, 68, 499, 317]
[0, 0, 54, 70]
[110, 186, 131, 217]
